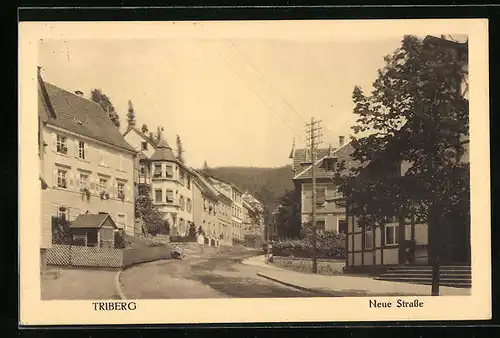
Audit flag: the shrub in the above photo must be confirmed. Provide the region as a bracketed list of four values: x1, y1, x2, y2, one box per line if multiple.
[114, 230, 126, 249]
[244, 234, 264, 248]
[188, 223, 197, 239]
[51, 216, 72, 245]
[272, 230, 346, 259]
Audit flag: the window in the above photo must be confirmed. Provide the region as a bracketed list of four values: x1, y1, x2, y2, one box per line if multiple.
[79, 173, 89, 189]
[324, 158, 336, 171]
[155, 189, 163, 203]
[99, 178, 108, 192]
[338, 220, 347, 234]
[180, 196, 185, 210]
[57, 169, 67, 188]
[117, 182, 125, 198]
[117, 213, 126, 230]
[316, 220, 326, 234]
[165, 165, 174, 177]
[365, 229, 374, 249]
[187, 176, 191, 189]
[153, 164, 162, 178]
[78, 141, 85, 159]
[141, 142, 148, 151]
[385, 224, 399, 245]
[140, 164, 146, 175]
[187, 199, 192, 213]
[56, 135, 68, 154]
[166, 190, 174, 203]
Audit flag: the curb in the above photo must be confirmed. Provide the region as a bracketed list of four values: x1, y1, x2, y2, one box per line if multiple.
[256, 273, 336, 297]
[115, 269, 127, 300]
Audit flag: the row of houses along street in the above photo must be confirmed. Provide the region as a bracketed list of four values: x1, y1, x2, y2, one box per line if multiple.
[37, 34, 472, 300]
[38, 66, 265, 270]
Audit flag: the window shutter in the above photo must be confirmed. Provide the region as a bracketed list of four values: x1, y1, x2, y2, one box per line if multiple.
[75, 174, 80, 190]
[89, 175, 96, 193]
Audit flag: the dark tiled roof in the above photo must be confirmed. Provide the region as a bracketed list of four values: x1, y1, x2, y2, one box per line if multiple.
[39, 79, 136, 153]
[150, 138, 177, 162]
[189, 168, 220, 200]
[70, 213, 116, 229]
[292, 148, 332, 172]
[293, 142, 361, 180]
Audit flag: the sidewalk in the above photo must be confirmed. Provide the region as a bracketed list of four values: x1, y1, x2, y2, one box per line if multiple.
[242, 255, 470, 297]
[41, 266, 121, 300]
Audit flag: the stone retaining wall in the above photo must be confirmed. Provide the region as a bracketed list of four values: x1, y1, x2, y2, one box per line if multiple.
[272, 256, 346, 275]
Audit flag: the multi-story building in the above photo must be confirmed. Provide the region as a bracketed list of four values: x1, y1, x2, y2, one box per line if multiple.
[147, 138, 195, 236]
[345, 35, 470, 273]
[122, 124, 158, 198]
[38, 68, 137, 256]
[190, 169, 222, 243]
[216, 193, 234, 246]
[290, 136, 352, 234]
[207, 176, 244, 242]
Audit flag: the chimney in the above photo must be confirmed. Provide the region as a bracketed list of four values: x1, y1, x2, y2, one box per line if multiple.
[339, 136, 345, 147]
[74, 90, 84, 97]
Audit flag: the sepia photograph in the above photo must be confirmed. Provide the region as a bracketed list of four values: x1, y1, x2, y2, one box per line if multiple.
[19, 19, 490, 325]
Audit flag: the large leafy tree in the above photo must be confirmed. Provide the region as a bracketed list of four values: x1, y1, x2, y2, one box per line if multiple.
[274, 189, 301, 239]
[135, 195, 166, 236]
[336, 35, 469, 295]
[90, 89, 120, 128]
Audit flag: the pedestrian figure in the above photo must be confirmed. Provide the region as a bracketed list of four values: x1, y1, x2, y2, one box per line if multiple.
[267, 241, 274, 263]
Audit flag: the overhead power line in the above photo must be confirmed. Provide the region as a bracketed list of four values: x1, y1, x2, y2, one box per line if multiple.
[211, 43, 305, 140]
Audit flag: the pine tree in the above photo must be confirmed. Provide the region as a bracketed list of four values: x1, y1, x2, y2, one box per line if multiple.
[90, 89, 120, 128]
[127, 100, 136, 126]
[154, 126, 164, 143]
[202, 161, 210, 175]
[176, 135, 185, 163]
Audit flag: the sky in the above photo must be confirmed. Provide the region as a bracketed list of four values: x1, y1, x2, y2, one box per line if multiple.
[40, 36, 417, 168]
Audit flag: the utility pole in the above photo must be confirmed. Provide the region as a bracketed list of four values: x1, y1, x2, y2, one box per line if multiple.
[306, 117, 322, 274]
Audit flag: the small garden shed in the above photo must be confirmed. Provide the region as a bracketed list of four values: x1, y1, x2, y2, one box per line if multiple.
[70, 213, 117, 248]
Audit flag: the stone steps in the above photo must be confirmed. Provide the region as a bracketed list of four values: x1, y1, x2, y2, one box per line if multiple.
[375, 265, 471, 288]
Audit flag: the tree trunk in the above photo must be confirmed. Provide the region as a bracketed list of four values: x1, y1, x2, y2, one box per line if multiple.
[429, 203, 440, 296]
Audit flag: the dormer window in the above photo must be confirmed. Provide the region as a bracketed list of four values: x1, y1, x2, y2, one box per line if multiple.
[142, 142, 148, 151]
[324, 157, 337, 172]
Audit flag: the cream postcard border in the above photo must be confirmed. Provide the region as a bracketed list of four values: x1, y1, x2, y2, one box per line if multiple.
[19, 19, 491, 325]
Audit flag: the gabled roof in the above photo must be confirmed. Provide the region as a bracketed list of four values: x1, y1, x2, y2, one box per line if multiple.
[70, 213, 117, 229]
[189, 169, 220, 200]
[123, 126, 159, 148]
[293, 142, 359, 181]
[206, 175, 244, 194]
[38, 76, 136, 153]
[150, 138, 177, 162]
[291, 148, 333, 172]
